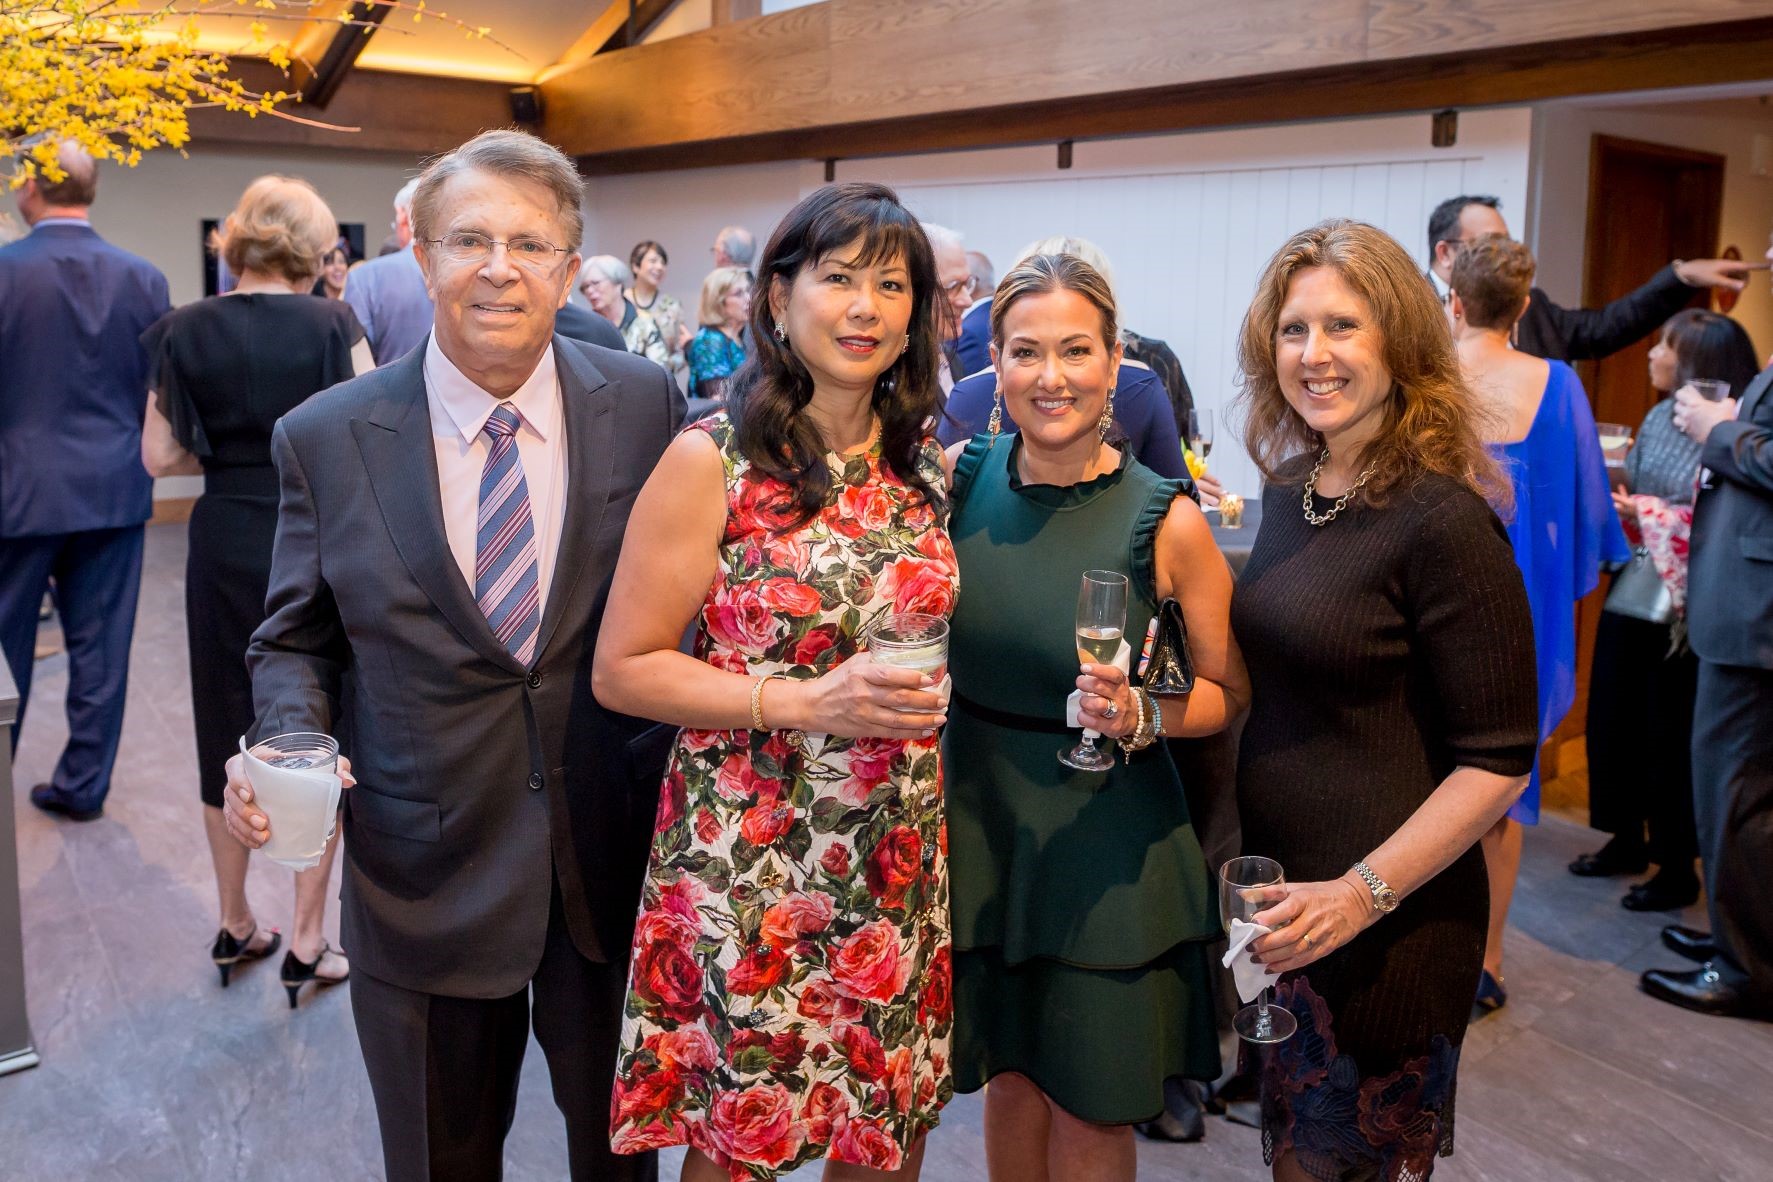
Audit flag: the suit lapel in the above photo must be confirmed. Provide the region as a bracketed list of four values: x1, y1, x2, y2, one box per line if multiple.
[534, 336, 615, 659]
[1737, 366, 1773, 423]
[351, 345, 525, 674]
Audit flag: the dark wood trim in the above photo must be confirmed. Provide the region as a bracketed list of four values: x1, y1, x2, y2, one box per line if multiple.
[562, 14, 1773, 175]
[289, 1, 393, 110]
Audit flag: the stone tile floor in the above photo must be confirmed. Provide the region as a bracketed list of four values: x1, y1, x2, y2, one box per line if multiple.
[4, 524, 1771, 1180]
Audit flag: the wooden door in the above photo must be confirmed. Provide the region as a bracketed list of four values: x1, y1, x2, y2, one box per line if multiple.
[1548, 134, 1723, 783]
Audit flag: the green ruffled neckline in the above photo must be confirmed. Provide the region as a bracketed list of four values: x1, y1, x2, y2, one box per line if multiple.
[1004, 433, 1132, 507]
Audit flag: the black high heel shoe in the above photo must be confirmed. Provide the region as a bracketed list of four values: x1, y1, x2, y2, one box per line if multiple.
[211, 924, 281, 988]
[280, 942, 348, 1009]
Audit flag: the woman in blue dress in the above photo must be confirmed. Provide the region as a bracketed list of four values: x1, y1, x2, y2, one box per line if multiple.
[686, 265, 751, 401]
[1448, 234, 1631, 1012]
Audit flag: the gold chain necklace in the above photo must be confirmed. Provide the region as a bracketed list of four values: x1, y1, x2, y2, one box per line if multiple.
[1302, 449, 1377, 527]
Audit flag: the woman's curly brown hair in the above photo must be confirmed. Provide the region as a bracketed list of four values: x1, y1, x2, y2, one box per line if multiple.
[1235, 218, 1509, 513]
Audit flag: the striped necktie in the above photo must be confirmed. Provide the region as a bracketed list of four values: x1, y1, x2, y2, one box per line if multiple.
[475, 404, 540, 666]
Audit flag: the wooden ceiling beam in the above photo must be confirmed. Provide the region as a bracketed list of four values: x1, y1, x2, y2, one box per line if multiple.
[540, 0, 1773, 171]
[186, 59, 514, 156]
[287, 1, 393, 110]
[539, 0, 684, 83]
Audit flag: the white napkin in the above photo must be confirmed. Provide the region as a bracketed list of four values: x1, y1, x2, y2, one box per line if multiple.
[1222, 918, 1280, 1003]
[239, 737, 343, 871]
[1067, 639, 1132, 729]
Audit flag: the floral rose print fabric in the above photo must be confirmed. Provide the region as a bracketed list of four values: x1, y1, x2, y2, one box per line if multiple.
[610, 413, 958, 1180]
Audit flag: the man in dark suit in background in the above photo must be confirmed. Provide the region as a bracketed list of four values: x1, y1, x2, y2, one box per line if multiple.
[1426, 195, 1746, 361]
[1640, 284, 1773, 1020]
[222, 130, 678, 1181]
[0, 140, 170, 822]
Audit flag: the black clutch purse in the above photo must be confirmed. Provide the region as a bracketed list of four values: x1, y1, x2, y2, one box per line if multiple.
[1140, 597, 1195, 695]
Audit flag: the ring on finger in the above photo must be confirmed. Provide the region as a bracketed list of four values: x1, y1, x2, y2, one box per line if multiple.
[1300, 932, 1314, 950]
[1103, 699, 1119, 719]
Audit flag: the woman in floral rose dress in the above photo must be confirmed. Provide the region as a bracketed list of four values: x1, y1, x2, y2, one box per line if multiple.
[594, 183, 955, 1182]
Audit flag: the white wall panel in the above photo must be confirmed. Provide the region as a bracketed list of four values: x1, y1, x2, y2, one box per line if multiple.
[843, 109, 1533, 494]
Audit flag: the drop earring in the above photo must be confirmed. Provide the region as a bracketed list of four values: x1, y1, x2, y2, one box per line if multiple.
[987, 389, 1004, 436]
[1097, 386, 1116, 440]
[773, 319, 788, 343]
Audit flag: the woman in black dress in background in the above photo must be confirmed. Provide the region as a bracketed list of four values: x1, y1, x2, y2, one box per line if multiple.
[142, 175, 370, 1004]
[1229, 221, 1538, 1181]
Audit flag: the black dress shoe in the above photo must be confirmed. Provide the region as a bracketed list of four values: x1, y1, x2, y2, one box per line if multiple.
[1622, 871, 1701, 912]
[1661, 925, 1719, 963]
[1568, 836, 1649, 877]
[1640, 964, 1771, 1019]
[28, 783, 103, 822]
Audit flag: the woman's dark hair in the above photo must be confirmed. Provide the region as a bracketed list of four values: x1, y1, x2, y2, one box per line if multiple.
[1662, 308, 1761, 398]
[727, 182, 943, 527]
[629, 239, 668, 270]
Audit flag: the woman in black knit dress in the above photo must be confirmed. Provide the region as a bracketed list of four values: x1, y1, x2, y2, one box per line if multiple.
[1229, 221, 1538, 1181]
[142, 175, 368, 1001]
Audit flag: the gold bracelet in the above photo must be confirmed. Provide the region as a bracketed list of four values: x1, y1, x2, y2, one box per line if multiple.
[750, 672, 786, 731]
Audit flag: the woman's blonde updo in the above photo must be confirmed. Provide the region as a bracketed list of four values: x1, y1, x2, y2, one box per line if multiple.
[989, 252, 1119, 350]
[209, 175, 337, 286]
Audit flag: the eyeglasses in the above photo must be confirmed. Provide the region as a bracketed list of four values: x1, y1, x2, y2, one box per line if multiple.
[425, 232, 570, 272]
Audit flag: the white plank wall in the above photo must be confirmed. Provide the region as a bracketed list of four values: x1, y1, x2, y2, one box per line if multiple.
[845, 109, 1533, 496]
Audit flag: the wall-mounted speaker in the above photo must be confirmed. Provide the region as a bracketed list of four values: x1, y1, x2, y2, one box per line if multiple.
[509, 86, 543, 126]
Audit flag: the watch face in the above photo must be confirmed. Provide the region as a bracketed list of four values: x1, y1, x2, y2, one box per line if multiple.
[1376, 888, 1400, 912]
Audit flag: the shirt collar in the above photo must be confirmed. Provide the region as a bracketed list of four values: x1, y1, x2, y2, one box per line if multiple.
[1428, 268, 1451, 301]
[424, 334, 559, 447]
[33, 216, 91, 229]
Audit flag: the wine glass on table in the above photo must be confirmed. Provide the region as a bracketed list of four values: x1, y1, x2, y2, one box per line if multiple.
[1220, 855, 1297, 1044]
[1186, 408, 1214, 461]
[1059, 570, 1127, 773]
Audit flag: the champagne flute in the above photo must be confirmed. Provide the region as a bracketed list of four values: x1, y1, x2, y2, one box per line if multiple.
[1220, 855, 1298, 1044]
[1059, 570, 1127, 773]
[1187, 408, 1214, 459]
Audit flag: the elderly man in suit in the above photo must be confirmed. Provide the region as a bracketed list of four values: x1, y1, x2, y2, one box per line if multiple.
[1426, 195, 1747, 361]
[222, 130, 680, 1180]
[0, 140, 170, 822]
[1639, 296, 1773, 1020]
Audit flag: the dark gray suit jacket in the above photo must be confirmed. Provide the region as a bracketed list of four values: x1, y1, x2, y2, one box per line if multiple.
[247, 334, 684, 997]
[1689, 365, 1773, 670]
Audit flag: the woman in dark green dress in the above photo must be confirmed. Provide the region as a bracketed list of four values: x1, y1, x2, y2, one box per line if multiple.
[941, 253, 1249, 1181]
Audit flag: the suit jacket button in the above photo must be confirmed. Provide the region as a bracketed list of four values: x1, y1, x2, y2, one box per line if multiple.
[527, 671, 542, 689]
[528, 772, 544, 791]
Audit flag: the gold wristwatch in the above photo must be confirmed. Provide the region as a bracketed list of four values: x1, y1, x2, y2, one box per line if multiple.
[1352, 861, 1399, 913]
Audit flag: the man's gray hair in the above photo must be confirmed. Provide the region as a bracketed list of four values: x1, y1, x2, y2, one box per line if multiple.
[716, 225, 755, 267]
[411, 130, 586, 252]
[392, 177, 420, 215]
[33, 140, 98, 207]
[581, 254, 632, 287]
[921, 222, 965, 253]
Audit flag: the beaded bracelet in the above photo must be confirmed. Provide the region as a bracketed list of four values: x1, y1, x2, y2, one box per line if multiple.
[1120, 687, 1157, 754]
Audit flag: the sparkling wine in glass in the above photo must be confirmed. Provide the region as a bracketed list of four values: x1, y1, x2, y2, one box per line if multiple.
[1059, 570, 1127, 773]
[1187, 408, 1214, 459]
[1220, 855, 1298, 1044]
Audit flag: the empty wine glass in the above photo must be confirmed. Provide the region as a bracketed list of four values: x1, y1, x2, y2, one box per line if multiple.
[1059, 570, 1127, 773]
[1220, 855, 1297, 1044]
[1187, 408, 1214, 460]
